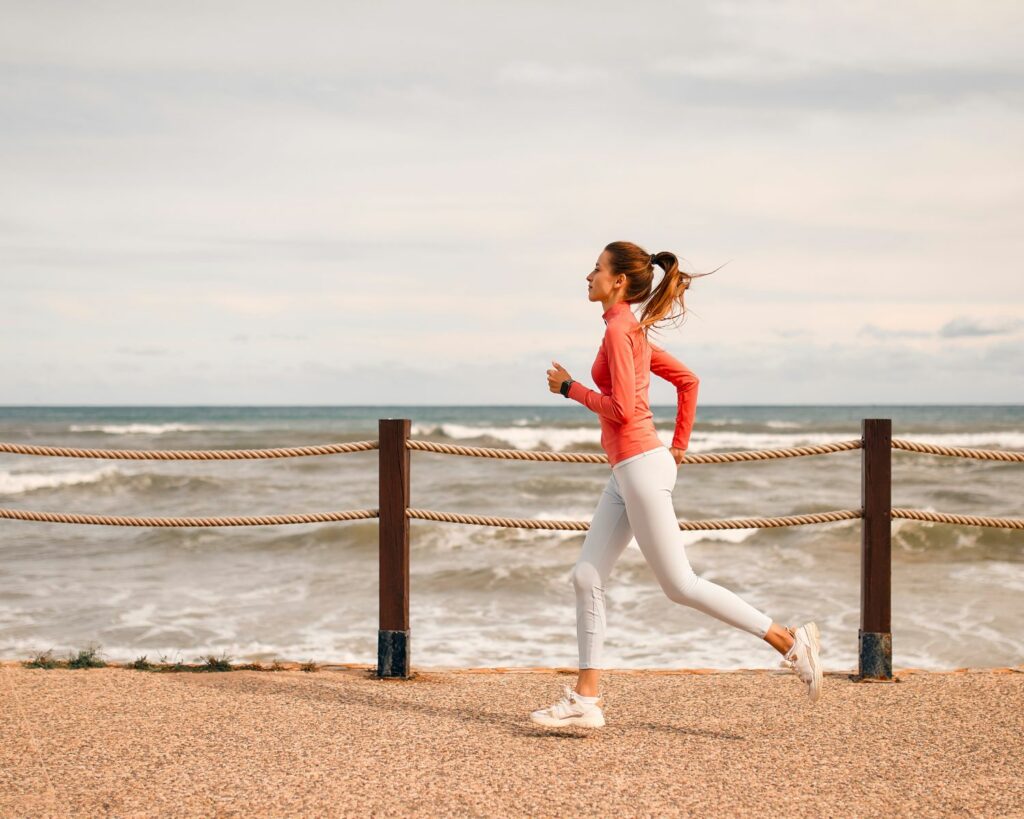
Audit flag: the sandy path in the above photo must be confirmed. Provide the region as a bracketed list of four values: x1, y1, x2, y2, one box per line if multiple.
[2, 662, 1022, 817]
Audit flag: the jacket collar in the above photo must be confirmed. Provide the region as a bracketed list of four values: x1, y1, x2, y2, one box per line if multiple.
[602, 300, 632, 323]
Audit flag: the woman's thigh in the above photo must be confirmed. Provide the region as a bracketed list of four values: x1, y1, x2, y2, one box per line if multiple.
[613, 448, 697, 590]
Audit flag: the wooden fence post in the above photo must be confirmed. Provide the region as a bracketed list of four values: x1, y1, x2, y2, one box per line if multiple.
[857, 417, 893, 680]
[377, 418, 411, 678]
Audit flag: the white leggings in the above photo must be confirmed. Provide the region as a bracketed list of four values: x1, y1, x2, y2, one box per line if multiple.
[573, 445, 774, 669]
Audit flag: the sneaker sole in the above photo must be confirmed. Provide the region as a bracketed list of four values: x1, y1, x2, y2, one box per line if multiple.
[529, 710, 605, 728]
[804, 621, 823, 703]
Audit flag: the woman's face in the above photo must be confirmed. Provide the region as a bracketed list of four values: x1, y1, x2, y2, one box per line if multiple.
[586, 250, 622, 304]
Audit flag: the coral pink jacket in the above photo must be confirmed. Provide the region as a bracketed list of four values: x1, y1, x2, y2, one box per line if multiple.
[566, 299, 700, 467]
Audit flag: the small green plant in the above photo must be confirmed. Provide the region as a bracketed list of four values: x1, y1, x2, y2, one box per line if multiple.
[23, 645, 325, 673]
[67, 643, 107, 669]
[198, 651, 233, 672]
[158, 652, 186, 672]
[23, 649, 59, 669]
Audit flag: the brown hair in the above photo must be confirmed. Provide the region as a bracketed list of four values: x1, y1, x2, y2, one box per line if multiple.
[604, 240, 724, 338]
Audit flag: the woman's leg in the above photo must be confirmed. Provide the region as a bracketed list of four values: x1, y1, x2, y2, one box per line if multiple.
[571, 471, 634, 697]
[615, 448, 776, 640]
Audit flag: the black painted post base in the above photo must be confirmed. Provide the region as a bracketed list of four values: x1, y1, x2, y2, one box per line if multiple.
[853, 629, 893, 681]
[377, 629, 410, 678]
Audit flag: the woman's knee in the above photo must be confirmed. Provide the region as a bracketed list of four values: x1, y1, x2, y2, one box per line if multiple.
[661, 570, 702, 605]
[571, 560, 603, 596]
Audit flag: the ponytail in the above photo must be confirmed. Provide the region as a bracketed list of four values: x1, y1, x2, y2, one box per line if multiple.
[603, 240, 724, 339]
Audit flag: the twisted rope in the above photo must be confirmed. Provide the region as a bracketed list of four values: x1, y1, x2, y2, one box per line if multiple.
[1, 433, 1020, 529]
[0, 508, 378, 527]
[3, 437, 1020, 464]
[891, 439, 1024, 462]
[2, 505, 1019, 529]
[406, 507, 863, 530]
[0, 506, 859, 530]
[407, 438, 864, 462]
[0, 440, 379, 460]
[407, 440, 608, 463]
[892, 508, 1024, 529]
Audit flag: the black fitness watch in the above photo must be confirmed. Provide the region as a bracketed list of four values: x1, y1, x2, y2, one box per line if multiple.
[559, 378, 574, 398]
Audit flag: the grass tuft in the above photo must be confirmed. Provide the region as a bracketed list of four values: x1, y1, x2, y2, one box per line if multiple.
[23, 649, 59, 669]
[22, 646, 321, 673]
[67, 643, 107, 668]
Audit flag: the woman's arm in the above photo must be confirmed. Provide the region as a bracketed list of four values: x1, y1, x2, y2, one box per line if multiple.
[649, 342, 699, 451]
[566, 324, 636, 423]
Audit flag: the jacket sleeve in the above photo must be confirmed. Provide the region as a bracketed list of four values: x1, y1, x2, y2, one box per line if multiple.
[566, 323, 636, 423]
[649, 342, 699, 451]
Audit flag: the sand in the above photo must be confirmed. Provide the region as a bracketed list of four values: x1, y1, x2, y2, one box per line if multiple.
[2, 661, 1022, 818]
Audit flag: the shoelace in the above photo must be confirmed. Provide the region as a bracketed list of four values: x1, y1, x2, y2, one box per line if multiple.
[546, 683, 611, 716]
[780, 625, 799, 662]
[779, 629, 802, 670]
[543, 684, 577, 718]
[779, 637, 814, 683]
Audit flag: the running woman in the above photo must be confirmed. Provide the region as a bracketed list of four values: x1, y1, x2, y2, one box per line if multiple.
[530, 241, 822, 729]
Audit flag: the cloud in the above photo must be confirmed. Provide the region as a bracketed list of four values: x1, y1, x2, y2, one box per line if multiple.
[857, 323, 932, 340]
[646, 62, 1024, 112]
[207, 293, 303, 317]
[0, 3, 1021, 403]
[856, 316, 1024, 342]
[114, 346, 169, 356]
[495, 61, 609, 88]
[939, 316, 1024, 338]
[231, 333, 308, 342]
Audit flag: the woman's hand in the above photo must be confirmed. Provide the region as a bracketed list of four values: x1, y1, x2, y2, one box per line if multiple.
[669, 446, 686, 466]
[547, 360, 572, 394]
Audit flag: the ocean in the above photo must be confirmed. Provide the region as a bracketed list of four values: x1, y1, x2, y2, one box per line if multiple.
[1, 405, 1021, 671]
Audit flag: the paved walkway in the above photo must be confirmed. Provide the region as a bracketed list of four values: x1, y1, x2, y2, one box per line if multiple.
[2, 661, 1022, 817]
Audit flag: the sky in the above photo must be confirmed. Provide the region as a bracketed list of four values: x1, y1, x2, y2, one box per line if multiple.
[2, 0, 1022, 405]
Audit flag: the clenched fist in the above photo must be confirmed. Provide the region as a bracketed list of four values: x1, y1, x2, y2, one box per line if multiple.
[547, 360, 572, 394]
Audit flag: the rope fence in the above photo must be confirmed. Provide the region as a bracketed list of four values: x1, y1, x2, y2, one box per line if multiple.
[3, 506, 1020, 530]
[890, 439, 1024, 462]
[4, 436, 1023, 462]
[0, 508, 379, 527]
[1, 436, 1020, 529]
[405, 507, 865, 531]
[2, 418, 1021, 681]
[407, 438, 867, 462]
[0, 439, 380, 460]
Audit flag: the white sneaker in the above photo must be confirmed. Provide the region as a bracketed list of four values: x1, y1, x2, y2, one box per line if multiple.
[779, 621, 823, 703]
[529, 683, 606, 728]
